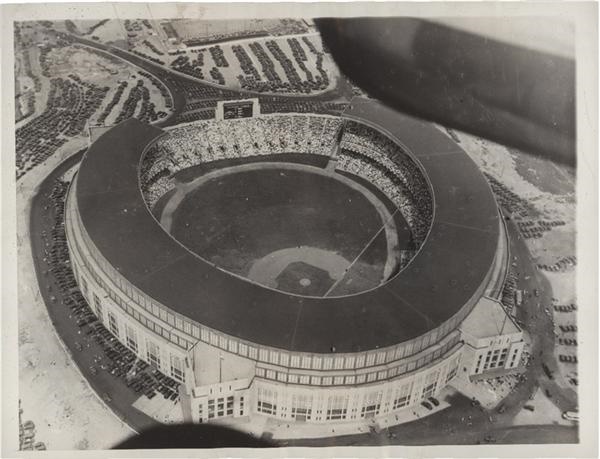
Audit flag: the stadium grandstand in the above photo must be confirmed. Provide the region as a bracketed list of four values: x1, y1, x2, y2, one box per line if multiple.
[64, 97, 524, 430]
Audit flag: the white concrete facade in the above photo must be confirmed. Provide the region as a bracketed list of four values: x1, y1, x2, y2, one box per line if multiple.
[64, 152, 518, 432]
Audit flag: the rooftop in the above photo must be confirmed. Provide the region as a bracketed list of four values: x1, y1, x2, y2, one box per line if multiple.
[75, 100, 500, 353]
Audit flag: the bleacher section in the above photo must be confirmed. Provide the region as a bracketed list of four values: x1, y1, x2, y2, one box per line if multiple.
[139, 115, 433, 248]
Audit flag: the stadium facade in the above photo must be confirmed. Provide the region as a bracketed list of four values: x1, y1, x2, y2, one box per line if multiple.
[65, 98, 523, 429]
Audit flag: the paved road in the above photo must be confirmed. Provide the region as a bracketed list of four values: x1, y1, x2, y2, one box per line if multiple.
[64, 32, 354, 128]
[505, 213, 578, 412]
[29, 152, 159, 440]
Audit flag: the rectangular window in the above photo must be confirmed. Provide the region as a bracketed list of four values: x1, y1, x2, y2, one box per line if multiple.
[301, 356, 311, 369]
[170, 355, 184, 382]
[249, 347, 258, 359]
[94, 295, 104, 323]
[446, 363, 459, 383]
[291, 393, 313, 420]
[146, 340, 161, 369]
[125, 324, 138, 353]
[393, 383, 412, 409]
[226, 396, 234, 416]
[108, 311, 119, 337]
[356, 354, 366, 368]
[422, 382, 437, 399]
[326, 395, 348, 420]
[334, 357, 344, 370]
[257, 387, 277, 415]
[259, 348, 268, 362]
[344, 355, 355, 369]
[361, 391, 382, 418]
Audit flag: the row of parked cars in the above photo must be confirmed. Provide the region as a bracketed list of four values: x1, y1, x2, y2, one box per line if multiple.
[420, 397, 440, 411]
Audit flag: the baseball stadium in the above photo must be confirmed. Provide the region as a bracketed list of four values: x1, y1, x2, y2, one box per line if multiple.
[65, 97, 524, 428]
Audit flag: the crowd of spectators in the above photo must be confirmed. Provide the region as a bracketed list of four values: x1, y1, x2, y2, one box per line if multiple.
[338, 122, 433, 245]
[140, 114, 343, 206]
[16, 76, 108, 179]
[139, 113, 433, 255]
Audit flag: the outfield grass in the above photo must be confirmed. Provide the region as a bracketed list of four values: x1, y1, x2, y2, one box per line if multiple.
[169, 165, 395, 296]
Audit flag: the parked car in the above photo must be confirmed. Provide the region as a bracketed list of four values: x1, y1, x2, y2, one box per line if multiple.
[562, 411, 579, 422]
[428, 397, 440, 407]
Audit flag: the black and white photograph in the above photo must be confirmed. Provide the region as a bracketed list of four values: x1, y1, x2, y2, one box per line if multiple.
[1, 2, 597, 456]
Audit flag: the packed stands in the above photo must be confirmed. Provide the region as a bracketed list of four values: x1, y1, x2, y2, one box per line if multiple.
[338, 121, 433, 245]
[139, 115, 433, 248]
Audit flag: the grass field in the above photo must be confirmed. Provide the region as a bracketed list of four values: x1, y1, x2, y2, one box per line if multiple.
[168, 165, 401, 296]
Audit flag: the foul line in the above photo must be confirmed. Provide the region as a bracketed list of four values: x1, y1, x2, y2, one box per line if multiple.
[323, 207, 401, 297]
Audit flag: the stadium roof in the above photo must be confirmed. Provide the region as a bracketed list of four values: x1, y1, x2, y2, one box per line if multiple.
[75, 100, 499, 354]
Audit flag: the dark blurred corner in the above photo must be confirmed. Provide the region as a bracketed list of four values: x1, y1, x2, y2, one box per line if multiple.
[316, 17, 575, 166]
[113, 423, 274, 449]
